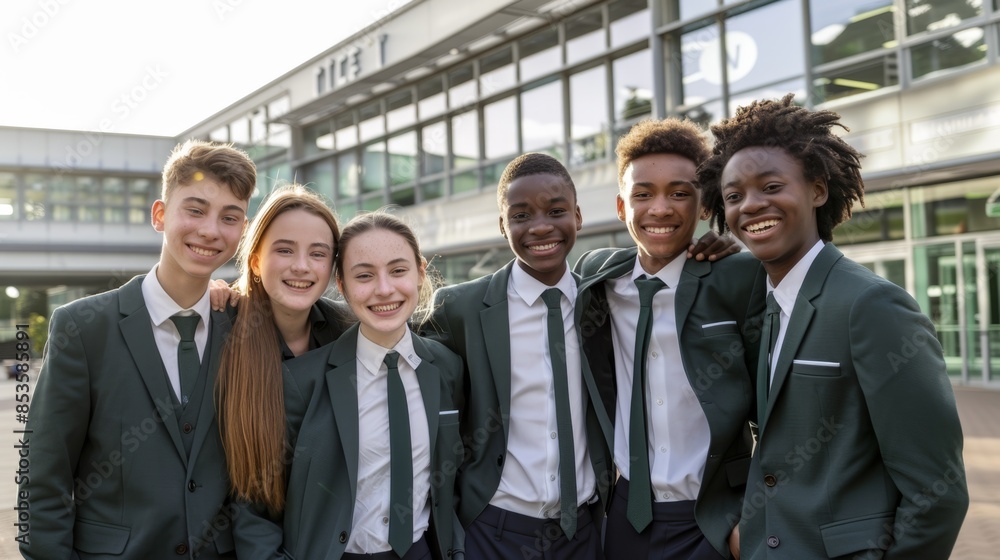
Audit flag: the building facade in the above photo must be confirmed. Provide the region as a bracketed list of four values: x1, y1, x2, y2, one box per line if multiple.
[3, 0, 999, 382]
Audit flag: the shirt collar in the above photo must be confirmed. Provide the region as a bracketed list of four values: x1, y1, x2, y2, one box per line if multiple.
[357, 327, 422, 377]
[629, 252, 686, 289]
[141, 264, 211, 327]
[279, 304, 329, 360]
[509, 261, 577, 308]
[767, 240, 825, 314]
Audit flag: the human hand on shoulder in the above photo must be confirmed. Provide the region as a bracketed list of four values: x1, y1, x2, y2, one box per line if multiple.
[209, 278, 240, 311]
[688, 230, 741, 261]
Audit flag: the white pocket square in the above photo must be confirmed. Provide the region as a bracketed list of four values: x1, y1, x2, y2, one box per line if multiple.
[440, 409, 459, 416]
[702, 320, 737, 328]
[793, 359, 840, 367]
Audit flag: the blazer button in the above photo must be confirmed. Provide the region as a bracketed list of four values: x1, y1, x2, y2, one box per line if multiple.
[767, 536, 780, 548]
[182, 422, 193, 434]
[497, 454, 504, 467]
[339, 531, 348, 543]
[175, 543, 189, 555]
[188, 480, 197, 492]
[763, 474, 777, 487]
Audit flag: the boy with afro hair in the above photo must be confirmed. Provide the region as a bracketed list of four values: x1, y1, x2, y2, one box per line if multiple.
[575, 118, 765, 559]
[699, 94, 968, 559]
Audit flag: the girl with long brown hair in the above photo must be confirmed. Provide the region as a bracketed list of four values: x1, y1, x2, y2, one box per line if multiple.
[215, 183, 347, 517]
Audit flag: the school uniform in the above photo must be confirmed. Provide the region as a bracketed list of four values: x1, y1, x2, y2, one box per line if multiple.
[277, 298, 352, 360]
[233, 323, 465, 560]
[423, 262, 614, 560]
[741, 242, 968, 559]
[575, 247, 766, 559]
[21, 269, 237, 559]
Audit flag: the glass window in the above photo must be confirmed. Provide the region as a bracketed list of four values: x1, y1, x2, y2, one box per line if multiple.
[729, 79, 806, 116]
[452, 109, 479, 169]
[833, 189, 905, 244]
[105, 207, 127, 223]
[483, 161, 507, 189]
[361, 143, 387, 193]
[418, 76, 446, 119]
[725, 0, 804, 92]
[50, 175, 74, 202]
[680, 0, 717, 21]
[362, 194, 384, 212]
[266, 123, 291, 153]
[681, 22, 723, 107]
[230, 117, 250, 145]
[388, 132, 418, 186]
[520, 28, 560, 82]
[678, 99, 724, 131]
[268, 96, 290, 119]
[336, 200, 359, 221]
[521, 78, 564, 159]
[303, 120, 334, 157]
[358, 101, 385, 143]
[613, 49, 652, 123]
[250, 109, 267, 145]
[390, 185, 415, 206]
[813, 54, 899, 102]
[337, 152, 359, 199]
[103, 176, 125, 206]
[420, 179, 444, 202]
[453, 169, 479, 195]
[911, 28, 987, 80]
[422, 121, 448, 175]
[906, 0, 983, 36]
[130, 178, 152, 208]
[484, 96, 518, 161]
[0, 172, 16, 220]
[569, 66, 609, 166]
[303, 159, 334, 200]
[209, 126, 228, 143]
[387, 90, 416, 131]
[609, 0, 649, 48]
[911, 178, 1000, 238]
[449, 64, 477, 109]
[566, 7, 605, 65]
[78, 175, 98, 201]
[811, 0, 896, 66]
[23, 174, 45, 220]
[480, 47, 515, 95]
[334, 113, 357, 150]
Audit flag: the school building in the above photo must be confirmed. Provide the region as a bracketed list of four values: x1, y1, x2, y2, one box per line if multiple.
[2, 0, 999, 383]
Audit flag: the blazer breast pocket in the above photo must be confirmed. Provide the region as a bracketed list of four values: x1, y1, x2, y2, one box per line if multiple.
[792, 359, 841, 377]
[701, 321, 739, 337]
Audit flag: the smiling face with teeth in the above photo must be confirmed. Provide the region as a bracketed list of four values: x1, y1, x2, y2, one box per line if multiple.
[618, 153, 703, 274]
[720, 146, 828, 285]
[152, 176, 247, 306]
[337, 227, 426, 348]
[500, 173, 583, 286]
[250, 208, 335, 321]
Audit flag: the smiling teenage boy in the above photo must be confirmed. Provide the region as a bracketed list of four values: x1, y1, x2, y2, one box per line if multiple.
[21, 140, 256, 559]
[423, 153, 615, 559]
[575, 119, 765, 560]
[699, 94, 968, 559]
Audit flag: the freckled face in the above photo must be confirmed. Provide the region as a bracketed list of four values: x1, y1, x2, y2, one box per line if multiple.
[337, 228, 425, 348]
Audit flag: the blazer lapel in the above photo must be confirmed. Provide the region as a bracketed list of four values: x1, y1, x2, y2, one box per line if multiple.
[118, 276, 187, 464]
[676, 258, 710, 335]
[763, 244, 843, 428]
[573, 272, 614, 447]
[412, 335, 441, 460]
[326, 328, 361, 495]
[481, 263, 513, 439]
[188, 308, 233, 466]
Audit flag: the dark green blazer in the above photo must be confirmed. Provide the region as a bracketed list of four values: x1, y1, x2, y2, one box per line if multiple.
[574, 247, 766, 558]
[20, 275, 236, 559]
[233, 324, 465, 560]
[741, 244, 968, 559]
[422, 261, 616, 528]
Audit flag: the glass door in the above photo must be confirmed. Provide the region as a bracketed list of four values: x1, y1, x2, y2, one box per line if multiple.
[975, 240, 1000, 383]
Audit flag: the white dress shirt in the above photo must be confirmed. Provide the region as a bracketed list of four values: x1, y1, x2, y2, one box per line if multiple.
[607, 255, 711, 502]
[490, 264, 595, 518]
[141, 264, 211, 403]
[349, 329, 431, 554]
[766, 240, 826, 386]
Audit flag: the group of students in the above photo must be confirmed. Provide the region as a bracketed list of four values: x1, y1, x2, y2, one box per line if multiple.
[20, 95, 968, 560]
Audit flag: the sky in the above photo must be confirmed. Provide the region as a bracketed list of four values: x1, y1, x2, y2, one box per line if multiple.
[1, 0, 412, 137]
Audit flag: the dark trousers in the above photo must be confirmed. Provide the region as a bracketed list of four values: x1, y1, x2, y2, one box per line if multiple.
[604, 478, 727, 560]
[466, 504, 604, 560]
[342, 534, 431, 560]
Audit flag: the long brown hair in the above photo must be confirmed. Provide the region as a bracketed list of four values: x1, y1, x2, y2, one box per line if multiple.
[216, 183, 340, 515]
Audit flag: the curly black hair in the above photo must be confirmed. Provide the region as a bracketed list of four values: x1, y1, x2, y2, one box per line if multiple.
[496, 152, 576, 210]
[698, 94, 865, 241]
[615, 118, 709, 188]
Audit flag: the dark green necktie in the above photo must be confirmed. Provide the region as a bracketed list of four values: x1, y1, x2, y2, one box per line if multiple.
[541, 288, 578, 539]
[757, 293, 781, 429]
[627, 275, 665, 533]
[384, 351, 413, 557]
[170, 314, 201, 406]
